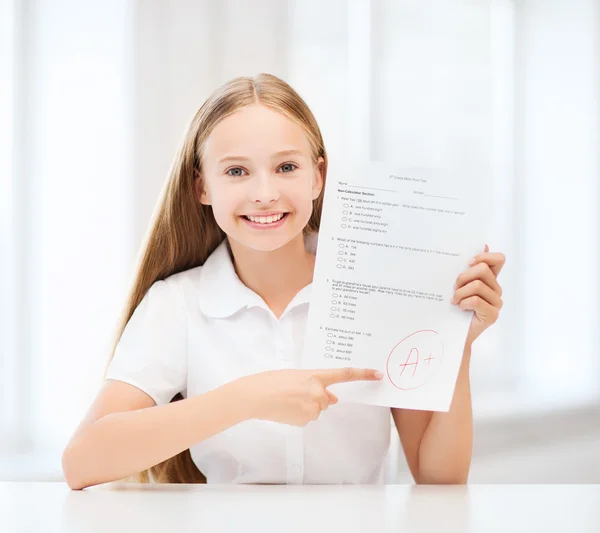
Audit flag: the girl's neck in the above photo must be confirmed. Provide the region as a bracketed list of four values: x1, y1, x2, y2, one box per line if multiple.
[227, 233, 316, 318]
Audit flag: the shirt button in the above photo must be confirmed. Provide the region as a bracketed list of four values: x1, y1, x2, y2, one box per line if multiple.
[291, 464, 302, 474]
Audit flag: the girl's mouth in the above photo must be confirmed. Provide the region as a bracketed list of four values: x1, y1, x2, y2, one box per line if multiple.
[240, 212, 290, 229]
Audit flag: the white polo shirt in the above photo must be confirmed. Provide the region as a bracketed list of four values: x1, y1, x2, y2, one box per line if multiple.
[105, 232, 391, 484]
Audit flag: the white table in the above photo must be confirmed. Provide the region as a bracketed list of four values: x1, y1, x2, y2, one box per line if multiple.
[1, 482, 599, 532]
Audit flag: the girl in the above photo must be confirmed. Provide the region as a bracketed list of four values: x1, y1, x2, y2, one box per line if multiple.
[62, 73, 505, 490]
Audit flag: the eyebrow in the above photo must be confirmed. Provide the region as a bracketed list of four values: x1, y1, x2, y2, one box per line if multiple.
[217, 149, 304, 164]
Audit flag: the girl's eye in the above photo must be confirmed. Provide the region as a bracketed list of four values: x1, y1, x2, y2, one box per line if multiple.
[226, 167, 246, 177]
[225, 164, 297, 177]
[279, 163, 297, 173]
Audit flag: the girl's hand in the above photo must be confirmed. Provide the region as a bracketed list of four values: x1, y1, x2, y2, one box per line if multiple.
[235, 367, 383, 426]
[451, 244, 506, 347]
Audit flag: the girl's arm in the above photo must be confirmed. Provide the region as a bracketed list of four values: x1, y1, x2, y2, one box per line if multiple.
[63, 366, 381, 490]
[391, 343, 473, 484]
[61, 379, 250, 490]
[392, 247, 504, 484]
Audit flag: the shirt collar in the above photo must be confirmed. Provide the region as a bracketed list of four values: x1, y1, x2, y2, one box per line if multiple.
[197, 232, 318, 319]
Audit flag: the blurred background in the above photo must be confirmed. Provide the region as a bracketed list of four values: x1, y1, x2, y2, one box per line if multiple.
[1, 0, 599, 483]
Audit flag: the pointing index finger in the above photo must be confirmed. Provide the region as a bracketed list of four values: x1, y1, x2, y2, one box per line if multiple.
[316, 367, 383, 387]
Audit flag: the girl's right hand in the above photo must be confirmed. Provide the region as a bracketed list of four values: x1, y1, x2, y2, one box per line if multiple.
[234, 367, 383, 426]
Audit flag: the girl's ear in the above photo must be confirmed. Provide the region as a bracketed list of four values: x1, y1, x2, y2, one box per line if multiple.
[312, 156, 325, 200]
[195, 173, 211, 205]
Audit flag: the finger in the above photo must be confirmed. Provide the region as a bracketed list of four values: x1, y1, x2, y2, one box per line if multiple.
[318, 395, 330, 411]
[455, 262, 502, 296]
[468, 251, 506, 277]
[316, 367, 383, 387]
[459, 296, 500, 323]
[326, 390, 339, 405]
[452, 279, 503, 309]
[308, 380, 330, 411]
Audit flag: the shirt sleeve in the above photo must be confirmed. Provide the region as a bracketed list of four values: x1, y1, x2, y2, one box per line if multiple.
[105, 279, 188, 406]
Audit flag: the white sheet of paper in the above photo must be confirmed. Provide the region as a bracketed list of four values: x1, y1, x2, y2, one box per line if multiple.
[302, 159, 488, 412]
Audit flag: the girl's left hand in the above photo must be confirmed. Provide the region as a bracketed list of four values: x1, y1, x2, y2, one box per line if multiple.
[451, 244, 506, 348]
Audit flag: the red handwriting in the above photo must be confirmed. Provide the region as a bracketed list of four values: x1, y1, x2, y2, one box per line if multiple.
[386, 329, 443, 390]
[398, 348, 436, 377]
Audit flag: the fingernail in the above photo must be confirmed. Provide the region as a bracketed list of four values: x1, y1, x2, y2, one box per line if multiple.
[468, 257, 476, 266]
[375, 371, 383, 379]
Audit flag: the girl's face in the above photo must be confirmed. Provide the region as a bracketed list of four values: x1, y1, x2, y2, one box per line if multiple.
[198, 104, 324, 252]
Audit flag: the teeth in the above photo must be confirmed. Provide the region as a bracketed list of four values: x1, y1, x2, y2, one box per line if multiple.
[247, 213, 285, 224]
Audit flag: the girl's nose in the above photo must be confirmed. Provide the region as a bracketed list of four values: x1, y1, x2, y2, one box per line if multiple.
[250, 172, 280, 204]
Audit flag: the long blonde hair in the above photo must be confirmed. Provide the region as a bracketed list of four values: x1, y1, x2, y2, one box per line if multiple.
[104, 73, 328, 483]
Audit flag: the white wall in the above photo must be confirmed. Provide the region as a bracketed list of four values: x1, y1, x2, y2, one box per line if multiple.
[514, 0, 600, 406]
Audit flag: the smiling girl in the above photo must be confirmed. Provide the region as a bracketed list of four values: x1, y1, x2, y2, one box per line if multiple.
[61, 73, 505, 490]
